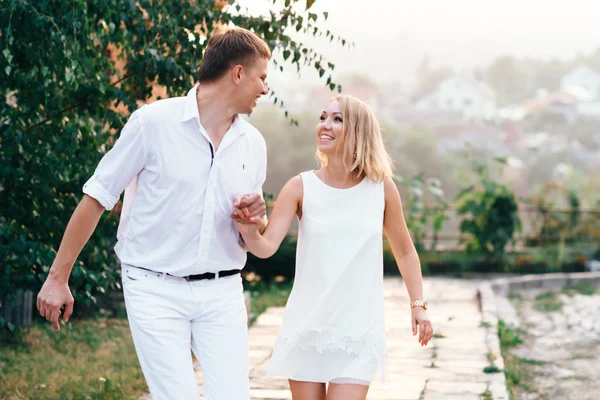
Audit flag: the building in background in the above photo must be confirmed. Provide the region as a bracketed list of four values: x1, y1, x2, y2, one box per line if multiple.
[414, 75, 497, 121]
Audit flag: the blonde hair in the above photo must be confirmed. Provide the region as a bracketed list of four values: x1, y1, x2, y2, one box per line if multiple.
[316, 95, 393, 182]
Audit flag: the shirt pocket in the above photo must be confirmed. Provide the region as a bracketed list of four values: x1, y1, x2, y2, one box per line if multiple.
[222, 157, 254, 197]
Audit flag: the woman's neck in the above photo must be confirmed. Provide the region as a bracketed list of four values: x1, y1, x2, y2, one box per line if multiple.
[321, 157, 362, 187]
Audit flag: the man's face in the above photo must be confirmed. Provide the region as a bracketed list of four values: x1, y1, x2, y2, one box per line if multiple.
[236, 57, 269, 114]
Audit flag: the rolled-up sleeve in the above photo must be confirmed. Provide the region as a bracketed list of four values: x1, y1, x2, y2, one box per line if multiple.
[83, 110, 147, 210]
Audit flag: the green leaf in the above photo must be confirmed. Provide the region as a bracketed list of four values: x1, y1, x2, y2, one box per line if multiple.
[323, 11, 329, 20]
[5, 66, 10, 76]
[65, 69, 74, 84]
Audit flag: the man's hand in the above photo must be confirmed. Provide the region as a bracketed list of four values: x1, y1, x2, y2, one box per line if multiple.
[231, 193, 266, 223]
[37, 276, 74, 331]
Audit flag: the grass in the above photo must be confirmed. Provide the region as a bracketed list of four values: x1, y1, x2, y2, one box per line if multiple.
[508, 292, 525, 302]
[518, 357, 548, 365]
[480, 388, 493, 400]
[0, 284, 293, 400]
[563, 281, 597, 296]
[571, 353, 595, 360]
[498, 320, 523, 348]
[483, 365, 502, 374]
[479, 321, 492, 329]
[497, 318, 545, 398]
[534, 291, 563, 312]
[248, 282, 292, 324]
[431, 344, 438, 359]
[0, 318, 146, 400]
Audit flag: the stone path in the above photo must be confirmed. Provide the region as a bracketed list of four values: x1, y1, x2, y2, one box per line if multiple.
[504, 288, 600, 400]
[189, 277, 507, 399]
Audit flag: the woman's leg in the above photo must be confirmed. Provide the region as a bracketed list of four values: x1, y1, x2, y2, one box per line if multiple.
[289, 379, 327, 400]
[326, 380, 370, 400]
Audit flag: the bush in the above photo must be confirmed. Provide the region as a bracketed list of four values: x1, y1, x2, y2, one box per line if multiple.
[243, 235, 297, 287]
[456, 159, 521, 262]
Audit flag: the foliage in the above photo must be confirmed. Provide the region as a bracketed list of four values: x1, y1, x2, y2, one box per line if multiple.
[534, 291, 563, 313]
[456, 159, 521, 262]
[0, 0, 344, 331]
[246, 281, 292, 325]
[498, 319, 523, 348]
[527, 182, 600, 247]
[243, 235, 297, 287]
[394, 174, 448, 252]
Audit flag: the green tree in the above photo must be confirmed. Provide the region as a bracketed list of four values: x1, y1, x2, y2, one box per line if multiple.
[0, 0, 344, 325]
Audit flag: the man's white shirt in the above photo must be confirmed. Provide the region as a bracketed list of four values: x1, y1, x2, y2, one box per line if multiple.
[83, 85, 267, 276]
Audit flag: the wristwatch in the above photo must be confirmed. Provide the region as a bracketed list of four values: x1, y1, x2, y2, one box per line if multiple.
[410, 299, 428, 310]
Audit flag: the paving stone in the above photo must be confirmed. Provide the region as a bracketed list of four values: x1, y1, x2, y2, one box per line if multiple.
[141, 278, 506, 399]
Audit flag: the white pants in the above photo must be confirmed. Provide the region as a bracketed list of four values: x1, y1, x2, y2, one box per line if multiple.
[121, 265, 250, 400]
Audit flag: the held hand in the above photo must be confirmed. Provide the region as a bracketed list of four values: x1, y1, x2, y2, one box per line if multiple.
[231, 193, 266, 223]
[235, 219, 260, 237]
[37, 276, 74, 331]
[411, 307, 433, 346]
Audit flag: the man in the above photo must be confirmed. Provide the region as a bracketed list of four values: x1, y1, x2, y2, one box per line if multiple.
[36, 27, 271, 399]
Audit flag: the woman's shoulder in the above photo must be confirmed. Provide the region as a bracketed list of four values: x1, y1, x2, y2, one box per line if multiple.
[280, 174, 304, 199]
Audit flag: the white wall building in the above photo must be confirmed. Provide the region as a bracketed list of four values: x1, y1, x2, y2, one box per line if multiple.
[560, 65, 600, 101]
[415, 75, 497, 121]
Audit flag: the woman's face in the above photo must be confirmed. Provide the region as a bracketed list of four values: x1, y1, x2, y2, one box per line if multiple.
[315, 100, 344, 156]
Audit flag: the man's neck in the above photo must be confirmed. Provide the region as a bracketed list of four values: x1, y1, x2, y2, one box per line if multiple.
[196, 83, 238, 150]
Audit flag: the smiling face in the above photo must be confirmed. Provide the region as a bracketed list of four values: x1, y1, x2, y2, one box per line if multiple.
[315, 100, 344, 157]
[233, 56, 269, 114]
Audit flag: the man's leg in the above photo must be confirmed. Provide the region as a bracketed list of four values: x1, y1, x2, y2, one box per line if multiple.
[122, 267, 200, 400]
[190, 279, 249, 400]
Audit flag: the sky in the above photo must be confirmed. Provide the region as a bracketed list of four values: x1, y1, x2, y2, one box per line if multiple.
[235, 0, 600, 87]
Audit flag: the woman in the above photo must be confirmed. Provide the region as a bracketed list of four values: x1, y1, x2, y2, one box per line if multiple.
[235, 95, 433, 400]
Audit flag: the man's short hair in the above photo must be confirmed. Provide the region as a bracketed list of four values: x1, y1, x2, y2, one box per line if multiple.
[198, 27, 271, 83]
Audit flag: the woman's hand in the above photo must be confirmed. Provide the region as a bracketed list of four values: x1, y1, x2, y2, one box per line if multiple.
[235, 219, 260, 238]
[411, 307, 433, 346]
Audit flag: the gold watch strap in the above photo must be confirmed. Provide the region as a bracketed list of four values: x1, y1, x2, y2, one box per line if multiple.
[410, 299, 427, 309]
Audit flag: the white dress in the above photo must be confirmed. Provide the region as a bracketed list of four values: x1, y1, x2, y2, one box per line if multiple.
[266, 171, 388, 383]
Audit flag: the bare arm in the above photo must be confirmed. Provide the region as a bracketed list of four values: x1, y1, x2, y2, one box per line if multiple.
[37, 195, 105, 330]
[383, 177, 423, 301]
[237, 176, 302, 258]
[383, 177, 433, 346]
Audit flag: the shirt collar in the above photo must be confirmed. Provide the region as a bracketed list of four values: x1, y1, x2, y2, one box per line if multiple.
[180, 84, 200, 123]
[180, 84, 247, 144]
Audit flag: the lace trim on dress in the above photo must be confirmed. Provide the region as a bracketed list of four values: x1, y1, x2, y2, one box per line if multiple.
[275, 329, 387, 361]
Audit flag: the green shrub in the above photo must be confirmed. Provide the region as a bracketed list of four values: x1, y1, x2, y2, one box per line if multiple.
[244, 235, 297, 287]
[456, 159, 521, 262]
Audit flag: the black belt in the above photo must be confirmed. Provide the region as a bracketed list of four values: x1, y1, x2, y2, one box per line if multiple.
[132, 265, 241, 282]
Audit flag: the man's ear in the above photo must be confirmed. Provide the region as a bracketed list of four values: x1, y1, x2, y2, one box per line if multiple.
[232, 64, 244, 85]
